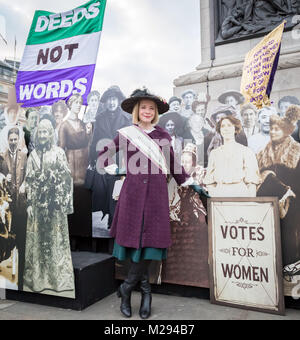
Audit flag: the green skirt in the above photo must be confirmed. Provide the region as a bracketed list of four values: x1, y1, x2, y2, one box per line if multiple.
[113, 241, 168, 263]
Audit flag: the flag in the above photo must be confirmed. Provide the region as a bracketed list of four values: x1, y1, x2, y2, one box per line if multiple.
[240, 21, 285, 109]
[15, 0, 107, 107]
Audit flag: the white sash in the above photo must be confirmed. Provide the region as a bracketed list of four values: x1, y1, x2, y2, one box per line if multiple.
[118, 125, 169, 176]
[30, 149, 41, 170]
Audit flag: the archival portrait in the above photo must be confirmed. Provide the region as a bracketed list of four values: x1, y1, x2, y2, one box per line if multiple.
[23, 119, 75, 298]
[257, 105, 300, 297]
[204, 116, 260, 197]
[58, 94, 92, 186]
[163, 144, 209, 288]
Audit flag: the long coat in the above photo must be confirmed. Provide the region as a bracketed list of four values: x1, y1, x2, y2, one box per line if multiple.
[58, 120, 90, 186]
[87, 108, 131, 217]
[2, 148, 27, 208]
[257, 136, 300, 267]
[98, 125, 189, 249]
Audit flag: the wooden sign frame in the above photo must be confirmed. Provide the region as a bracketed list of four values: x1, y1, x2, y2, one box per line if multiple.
[208, 197, 285, 316]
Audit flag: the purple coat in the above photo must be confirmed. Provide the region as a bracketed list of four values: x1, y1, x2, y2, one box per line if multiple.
[98, 125, 189, 249]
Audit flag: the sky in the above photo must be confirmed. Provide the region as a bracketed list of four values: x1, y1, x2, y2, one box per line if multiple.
[0, 0, 201, 101]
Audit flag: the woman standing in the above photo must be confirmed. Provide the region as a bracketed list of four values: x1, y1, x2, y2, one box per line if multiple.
[163, 143, 209, 288]
[257, 105, 300, 279]
[98, 88, 208, 319]
[58, 94, 91, 186]
[23, 120, 74, 297]
[204, 115, 260, 197]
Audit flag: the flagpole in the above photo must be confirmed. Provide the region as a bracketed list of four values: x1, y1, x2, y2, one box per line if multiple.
[13, 35, 17, 84]
[0, 32, 7, 45]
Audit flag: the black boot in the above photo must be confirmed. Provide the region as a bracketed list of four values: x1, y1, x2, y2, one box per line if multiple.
[139, 267, 152, 319]
[117, 262, 142, 318]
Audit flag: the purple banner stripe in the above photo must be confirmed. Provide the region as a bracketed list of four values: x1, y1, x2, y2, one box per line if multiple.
[15, 64, 96, 107]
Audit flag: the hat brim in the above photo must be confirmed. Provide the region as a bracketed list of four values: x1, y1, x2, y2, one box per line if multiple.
[218, 91, 245, 105]
[121, 96, 169, 115]
[211, 110, 235, 123]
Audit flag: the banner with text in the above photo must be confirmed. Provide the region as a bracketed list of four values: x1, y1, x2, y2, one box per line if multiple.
[240, 21, 285, 109]
[15, 0, 106, 107]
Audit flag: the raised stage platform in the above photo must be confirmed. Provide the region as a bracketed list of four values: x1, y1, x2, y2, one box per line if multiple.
[6, 252, 117, 311]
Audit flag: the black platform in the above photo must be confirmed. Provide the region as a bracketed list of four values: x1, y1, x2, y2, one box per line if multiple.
[6, 252, 117, 311]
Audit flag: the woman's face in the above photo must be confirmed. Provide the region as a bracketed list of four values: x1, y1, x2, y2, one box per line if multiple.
[70, 98, 82, 115]
[53, 107, 64, 124]
[270, 124, 284, 142]
[220, 118, 235, 140]
[170, 101, 181, 112]
[195, 104, 206, 117]
[242, 108, 257, 128]
[181, 153, 194, 175]
[27, 111, 39, 130]
[88, 95, 100, 111]
[225, 96, 238, 107]
[139, 100, 156, 124]
[165, 120, 175, 135]
[106, 96, 119, 112]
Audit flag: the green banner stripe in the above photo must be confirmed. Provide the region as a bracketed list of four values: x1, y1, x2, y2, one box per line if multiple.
[26, 0, 106, 45]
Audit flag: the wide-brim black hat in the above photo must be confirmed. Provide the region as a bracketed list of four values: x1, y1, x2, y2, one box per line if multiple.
[158, 111, 184, 129]
[121, 88, 169, 115]
[100, 85, 126, 104]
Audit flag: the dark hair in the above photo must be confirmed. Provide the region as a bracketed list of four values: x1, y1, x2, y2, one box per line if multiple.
[52, 100, 68, 117]
[25, 107, 39, 119]
[278, 96, 300, 108]
[216, 115, 242, 135]
[192, 100, 207, 114]
[158, 112, 184, 133]
[8, 127, 20, 138]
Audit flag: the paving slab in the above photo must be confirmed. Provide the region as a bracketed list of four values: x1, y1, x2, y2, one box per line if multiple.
[0, 292, 299, 320]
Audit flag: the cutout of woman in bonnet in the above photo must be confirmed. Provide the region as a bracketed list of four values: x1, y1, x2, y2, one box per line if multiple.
[163, 143, 209, 288]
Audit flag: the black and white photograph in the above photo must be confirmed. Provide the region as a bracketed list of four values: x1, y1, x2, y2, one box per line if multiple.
[23, 119, 75, 298]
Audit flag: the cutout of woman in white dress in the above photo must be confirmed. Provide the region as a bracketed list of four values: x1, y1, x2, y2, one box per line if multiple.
[203, 115, 260, 197]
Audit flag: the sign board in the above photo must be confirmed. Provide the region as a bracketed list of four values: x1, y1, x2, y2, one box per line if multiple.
[208, 197, 285, 315]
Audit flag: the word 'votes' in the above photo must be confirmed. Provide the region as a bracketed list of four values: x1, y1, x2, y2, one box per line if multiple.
[220, 225, 265, 241]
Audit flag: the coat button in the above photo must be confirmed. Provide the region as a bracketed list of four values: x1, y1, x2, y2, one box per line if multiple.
[143, 179, 148, 184]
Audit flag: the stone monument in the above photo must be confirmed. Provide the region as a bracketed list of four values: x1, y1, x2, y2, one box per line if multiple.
[173, 0, 300, 112]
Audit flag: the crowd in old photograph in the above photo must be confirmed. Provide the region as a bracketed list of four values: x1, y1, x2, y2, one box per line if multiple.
[0, 83, 299, 293]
